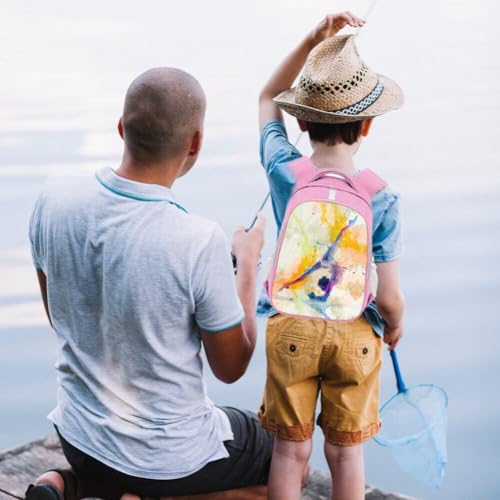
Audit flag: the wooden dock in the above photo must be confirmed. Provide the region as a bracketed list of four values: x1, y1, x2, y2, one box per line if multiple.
[0, 435, 415, 499]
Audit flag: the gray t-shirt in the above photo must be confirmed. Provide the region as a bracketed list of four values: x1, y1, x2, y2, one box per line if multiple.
[29, 167, 244, 479]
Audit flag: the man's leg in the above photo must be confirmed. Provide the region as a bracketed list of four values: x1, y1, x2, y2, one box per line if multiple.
[118, 408, 272, 499]
[266, 437, 312, 500]
[48, 410, 271, 499]
[29, 472, 267, 500]
[324, 442, 364, 500]
[121, 484, 266, 500]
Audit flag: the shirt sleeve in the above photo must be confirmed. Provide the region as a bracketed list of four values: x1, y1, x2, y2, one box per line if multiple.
[29, 194, 44, 271]
[193, 225, 245, 333]
[260, 119, 302, 175]
[372, 193, 403, 263]
[260, 120, 302, 231]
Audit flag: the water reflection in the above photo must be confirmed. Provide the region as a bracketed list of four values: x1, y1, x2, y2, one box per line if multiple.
[1, 1, 499, 498]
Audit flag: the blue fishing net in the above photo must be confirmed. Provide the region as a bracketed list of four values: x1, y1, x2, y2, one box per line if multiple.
[375, 354, 448, 490]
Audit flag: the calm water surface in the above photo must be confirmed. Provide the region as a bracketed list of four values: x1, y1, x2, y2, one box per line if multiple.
[1, 1, 499, 498]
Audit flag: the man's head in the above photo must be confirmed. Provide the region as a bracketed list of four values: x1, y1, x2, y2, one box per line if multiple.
[118, 67, 206, 176]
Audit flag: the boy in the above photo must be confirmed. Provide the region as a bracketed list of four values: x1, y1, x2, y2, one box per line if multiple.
[257, 13, 405, 500]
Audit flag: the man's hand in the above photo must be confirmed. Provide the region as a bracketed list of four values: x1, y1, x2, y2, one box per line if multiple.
[231, 213, 265, 269]
[383, 324, 403, 351]
[308, 12, 365, 47]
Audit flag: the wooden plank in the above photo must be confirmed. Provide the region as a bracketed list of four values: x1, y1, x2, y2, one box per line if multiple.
[0, 436, 416, 499]
[0, 435, 69, 499]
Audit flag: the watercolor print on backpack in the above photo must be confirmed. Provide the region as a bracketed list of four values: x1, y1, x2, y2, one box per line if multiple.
[267, 158, 385, 321]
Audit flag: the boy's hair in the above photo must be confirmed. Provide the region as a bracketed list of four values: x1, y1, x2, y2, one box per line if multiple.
[305, 120, 363, 146]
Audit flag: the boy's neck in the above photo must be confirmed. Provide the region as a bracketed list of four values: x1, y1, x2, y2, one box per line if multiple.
[309, 140, 360, 173]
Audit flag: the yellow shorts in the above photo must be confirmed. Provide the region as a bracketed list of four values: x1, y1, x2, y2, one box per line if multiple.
[258, 314, 382, 445]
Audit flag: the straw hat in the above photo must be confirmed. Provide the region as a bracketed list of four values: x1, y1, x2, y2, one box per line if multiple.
[274, 35, 404, 124]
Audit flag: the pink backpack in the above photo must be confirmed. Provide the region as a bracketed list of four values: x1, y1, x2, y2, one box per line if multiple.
[266, 157, 386, 321]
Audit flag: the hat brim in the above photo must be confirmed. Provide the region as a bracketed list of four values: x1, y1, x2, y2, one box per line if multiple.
[274, 74, 404, 124]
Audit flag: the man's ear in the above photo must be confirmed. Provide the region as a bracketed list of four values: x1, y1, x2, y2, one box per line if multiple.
[297, 119, 308, 132]
[117, 117, 124, 140]
[188, 130, 203, 156]
[361, 118, 374, 137]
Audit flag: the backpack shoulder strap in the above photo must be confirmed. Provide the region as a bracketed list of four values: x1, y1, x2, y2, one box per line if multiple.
[356, 169, 387, 199]
[288, 156, 318, 187]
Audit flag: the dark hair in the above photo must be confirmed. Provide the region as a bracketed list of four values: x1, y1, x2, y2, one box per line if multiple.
[305, 120, 363, 146]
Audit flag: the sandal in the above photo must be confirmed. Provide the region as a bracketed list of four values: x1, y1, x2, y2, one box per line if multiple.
[25, 469, 78, 500]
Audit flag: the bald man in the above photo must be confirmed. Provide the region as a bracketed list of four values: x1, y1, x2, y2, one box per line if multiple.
[27, 68, 272, 500]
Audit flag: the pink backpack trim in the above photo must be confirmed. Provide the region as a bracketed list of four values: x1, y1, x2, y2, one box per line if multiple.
[355, 169, 386, 198]
[289, 157, 386, 199]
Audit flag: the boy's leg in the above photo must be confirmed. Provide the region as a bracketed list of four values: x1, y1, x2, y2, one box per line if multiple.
[259, 315, 322, 500]
[318, 317, 383, 500]
[324, 442, 364, 500]
[267, 437, 312, 500]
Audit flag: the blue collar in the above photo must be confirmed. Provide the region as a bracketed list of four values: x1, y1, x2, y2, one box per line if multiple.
[95, 167, 187, 213]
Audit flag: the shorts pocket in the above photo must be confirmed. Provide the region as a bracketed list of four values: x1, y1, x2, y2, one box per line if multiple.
[351, 336, 381, 378]
[276, 332, 315, 360]
[266, 316, 317, 362]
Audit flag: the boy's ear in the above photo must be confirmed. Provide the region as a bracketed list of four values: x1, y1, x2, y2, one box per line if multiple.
[188, 130, 203, 156]
[117, 117, 124, 140]
[361, 118, 374, 137]
[297, 119, 308, 132]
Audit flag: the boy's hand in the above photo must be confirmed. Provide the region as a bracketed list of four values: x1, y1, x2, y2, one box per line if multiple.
[232, 213, 266, 267]
[309, 12, 365, 47]
[383, 325, 403, 351]
[258, 11, 364, 130]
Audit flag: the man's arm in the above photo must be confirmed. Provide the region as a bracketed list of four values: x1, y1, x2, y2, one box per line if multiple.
[376, 260, 405, 350]
[36, 269, 52, 327]
[200, 215, 265, 383]
[258, 12, 365, 132]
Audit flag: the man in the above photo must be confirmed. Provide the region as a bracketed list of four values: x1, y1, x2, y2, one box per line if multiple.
[27, 67, 271, 500]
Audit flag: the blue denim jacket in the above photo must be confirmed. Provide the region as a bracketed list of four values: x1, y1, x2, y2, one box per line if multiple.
[257, 120, 403, 337]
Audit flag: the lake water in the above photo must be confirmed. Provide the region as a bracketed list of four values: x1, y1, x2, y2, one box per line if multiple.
[1, 1, 499, 498]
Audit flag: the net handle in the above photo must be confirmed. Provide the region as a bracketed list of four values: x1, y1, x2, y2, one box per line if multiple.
[390, 349, 408, 393]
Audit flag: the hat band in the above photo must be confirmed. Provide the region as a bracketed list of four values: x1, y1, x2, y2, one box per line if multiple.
[334, 80, 384, 116]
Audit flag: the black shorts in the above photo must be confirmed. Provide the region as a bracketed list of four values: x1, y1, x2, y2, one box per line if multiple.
[56, 407, 273, 499]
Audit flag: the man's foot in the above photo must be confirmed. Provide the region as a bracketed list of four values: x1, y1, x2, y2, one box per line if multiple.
[25, 471, 65, 500]
[25, 469, 77, 500]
